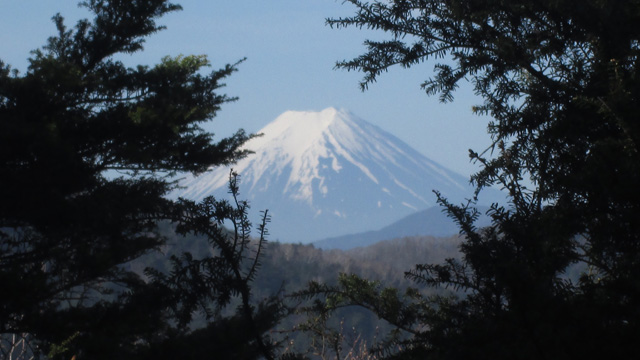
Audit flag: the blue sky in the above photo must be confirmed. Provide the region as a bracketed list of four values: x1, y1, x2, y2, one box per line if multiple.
[0, 0, 493, 176]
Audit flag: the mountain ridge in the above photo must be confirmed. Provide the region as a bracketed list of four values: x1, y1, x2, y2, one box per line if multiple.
[313, 205, 492, 250]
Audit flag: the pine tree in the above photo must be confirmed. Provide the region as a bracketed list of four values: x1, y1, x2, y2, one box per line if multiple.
[0, 1, 283, 358]
[298, 1, 640, 358]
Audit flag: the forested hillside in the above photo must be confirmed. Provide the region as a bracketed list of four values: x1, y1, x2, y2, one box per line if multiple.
[132, 227, 462, 303]
[127, 227, 462, 356]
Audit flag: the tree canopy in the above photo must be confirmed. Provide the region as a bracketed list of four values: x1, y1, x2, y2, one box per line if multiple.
[298, 0, 640, 358]
[0, 1, 284, 359]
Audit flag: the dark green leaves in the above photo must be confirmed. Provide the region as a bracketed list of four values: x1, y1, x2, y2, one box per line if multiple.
[314, 1, 640, 358]
[0, 1, 265, 358]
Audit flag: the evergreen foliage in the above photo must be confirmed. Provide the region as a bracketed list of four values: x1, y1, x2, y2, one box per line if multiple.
[300, 1, 640, 358]
[0, 1, 281, 359]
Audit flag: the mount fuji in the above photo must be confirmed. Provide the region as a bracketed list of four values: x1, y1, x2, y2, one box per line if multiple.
[176, 108, 496, 243]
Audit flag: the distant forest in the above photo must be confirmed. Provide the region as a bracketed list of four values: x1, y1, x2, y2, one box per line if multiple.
[126, 226, 463, 355]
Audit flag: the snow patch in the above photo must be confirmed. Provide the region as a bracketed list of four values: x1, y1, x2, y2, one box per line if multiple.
[402, 202, 418, 210]
[392, 177, 428, 205]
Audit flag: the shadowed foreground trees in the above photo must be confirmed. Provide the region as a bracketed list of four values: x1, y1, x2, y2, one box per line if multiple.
[0, 1, 285, 359]
[298, 1, 640, 359]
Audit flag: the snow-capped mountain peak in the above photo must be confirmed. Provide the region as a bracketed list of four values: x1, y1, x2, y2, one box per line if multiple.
[176, 108, 481, 243]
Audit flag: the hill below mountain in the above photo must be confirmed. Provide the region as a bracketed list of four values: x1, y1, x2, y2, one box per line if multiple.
[314, 205, 492, 250]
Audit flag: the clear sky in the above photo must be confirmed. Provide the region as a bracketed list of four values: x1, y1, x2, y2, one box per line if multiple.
[0, 0, 493, 177]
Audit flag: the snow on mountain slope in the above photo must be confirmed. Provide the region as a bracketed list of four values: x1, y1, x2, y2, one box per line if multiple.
[176, 108, 490, 243]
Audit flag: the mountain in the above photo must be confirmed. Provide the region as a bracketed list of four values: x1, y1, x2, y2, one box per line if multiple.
[176, 107, 498, 243]
[313, 205, 492, 250]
